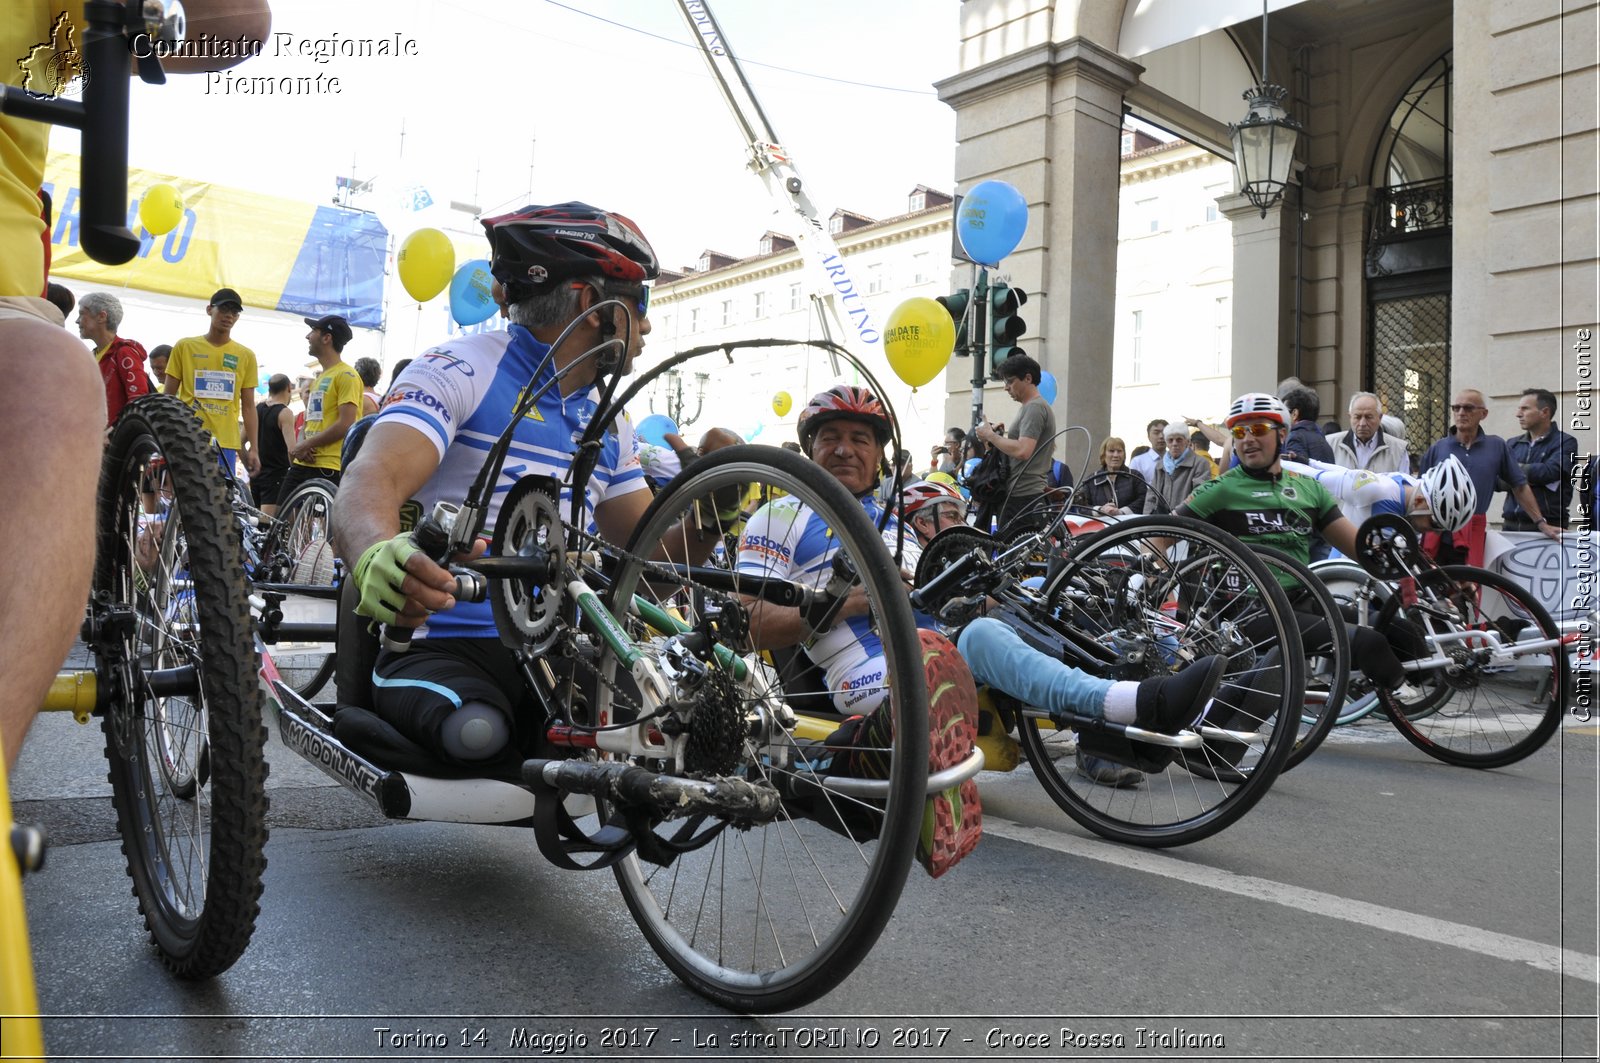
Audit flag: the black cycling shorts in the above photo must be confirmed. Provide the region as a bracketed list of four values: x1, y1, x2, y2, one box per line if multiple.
[371, 638, 525, 763]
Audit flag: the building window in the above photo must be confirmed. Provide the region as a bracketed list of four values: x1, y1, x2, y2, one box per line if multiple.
[912, 252, 931, 285]
[1137, 197, 1160, 234]
[909, 190, 926, 212]
[688, 307, 700, 333]
[753, 290, 767, 319]
[720, 299, 733, 327]
[1213, 297, 1230, 374]
[1130, 309, 1145, 382]
[829, 215, 844, 235]
[1204, 183, 1229, 223]
[1121, 132, 1133, 155]
[866, 262, 884, 295]
[789, 282, 802, 312]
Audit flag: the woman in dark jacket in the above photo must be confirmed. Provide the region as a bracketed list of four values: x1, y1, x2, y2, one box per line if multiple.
[1074, 436, 1147, 516]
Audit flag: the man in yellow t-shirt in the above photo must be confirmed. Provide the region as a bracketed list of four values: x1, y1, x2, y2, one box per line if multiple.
[164, 287, 259, 475]
[279, 314, 360, 504]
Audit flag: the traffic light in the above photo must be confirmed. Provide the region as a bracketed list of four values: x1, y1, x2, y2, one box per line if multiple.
[935, 289, 972, 356]
[989, 281, 1028, 377]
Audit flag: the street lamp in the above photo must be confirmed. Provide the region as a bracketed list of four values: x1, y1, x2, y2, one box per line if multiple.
[651, 368, 710, 429]
[1229, 1, 1301, 217]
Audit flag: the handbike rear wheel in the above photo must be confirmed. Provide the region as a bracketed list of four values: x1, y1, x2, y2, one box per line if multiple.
[1257, 548, 1350, 773]
[1376, 565, 1567, 768]
[605, 445, 928, 1012]
[95, 396, 268, 978]
[1020, 515, 1304, 846]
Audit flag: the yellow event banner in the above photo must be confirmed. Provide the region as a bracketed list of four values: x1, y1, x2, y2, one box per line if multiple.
[43, 153, 388, 327]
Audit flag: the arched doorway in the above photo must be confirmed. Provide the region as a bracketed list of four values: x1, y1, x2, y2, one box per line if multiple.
[1364, 53, 1451, 462]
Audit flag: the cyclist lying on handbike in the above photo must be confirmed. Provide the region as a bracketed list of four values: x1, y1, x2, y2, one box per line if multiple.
[332, 202, 733, 771]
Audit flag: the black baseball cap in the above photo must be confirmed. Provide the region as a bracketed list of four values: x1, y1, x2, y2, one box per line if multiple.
[304, 314, 353, 347]
[209, 287, 244, 310]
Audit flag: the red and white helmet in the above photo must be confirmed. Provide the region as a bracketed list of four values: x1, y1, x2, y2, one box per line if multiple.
[481, 201, 658, 296]
[1225, 392, 1291, 428]
[900, 478, 967, 521]
[1417, 455, 1478, 532]
[797, 385, 891, 454]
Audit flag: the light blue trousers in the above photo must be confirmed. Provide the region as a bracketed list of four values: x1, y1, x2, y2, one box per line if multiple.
[956, 617, 1114, 718]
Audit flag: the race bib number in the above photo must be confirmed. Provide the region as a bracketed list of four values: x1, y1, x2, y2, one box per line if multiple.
[195, 369, 236, 403]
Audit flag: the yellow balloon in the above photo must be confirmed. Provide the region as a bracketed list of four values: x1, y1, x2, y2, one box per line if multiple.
[883, 296, 956, 388]
[138, 183, 185, 236]
[772, 390, 792, 417]
[397, 228, 455, 302]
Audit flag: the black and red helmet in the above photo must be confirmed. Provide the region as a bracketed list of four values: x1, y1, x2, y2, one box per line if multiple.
[796, 385, 892, 454]
[481, 201, 659, 294]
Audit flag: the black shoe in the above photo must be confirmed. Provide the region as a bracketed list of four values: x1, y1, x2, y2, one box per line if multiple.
[1135, 655, 1228, 734]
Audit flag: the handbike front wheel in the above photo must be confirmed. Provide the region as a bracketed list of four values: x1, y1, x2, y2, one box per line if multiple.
[1021, 515, 1305, 846]
[260, 477, 338, 699]
[95, 396, 268, 978]
[605, 444, 928, 1011]
[1376, 565, 1567, 768]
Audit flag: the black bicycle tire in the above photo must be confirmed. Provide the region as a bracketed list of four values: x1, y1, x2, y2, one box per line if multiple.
[1310, 561, 1391, 725]
[95, 395, 268, 979]
[605, 444, 928, 1011]
[1376, 564, 1567, 768]
[263, 478, 338, 698]
[1017, 514, 1304, 847]
[1259, 548, 1350, 773]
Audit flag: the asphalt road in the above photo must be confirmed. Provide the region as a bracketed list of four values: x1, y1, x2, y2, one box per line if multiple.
[11, 697, 1599, 1062]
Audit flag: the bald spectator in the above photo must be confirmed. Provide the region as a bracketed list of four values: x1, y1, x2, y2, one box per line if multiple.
[1329, 391, 1409, 473]
[1421, 388, 1558, 547]
[76, 292, 148, 427]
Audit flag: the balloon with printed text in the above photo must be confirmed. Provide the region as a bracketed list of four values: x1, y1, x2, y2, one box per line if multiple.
[957, 180, 1028, 266]
[138, 183, 185, 236]
[448, 259, 497, 326]
[397, 228, 455, 302]
[1039, 370, 1058, 405]
[772, 391, 792, 417]
[636, 414, 679, 448]
[883, 296, 956, 388]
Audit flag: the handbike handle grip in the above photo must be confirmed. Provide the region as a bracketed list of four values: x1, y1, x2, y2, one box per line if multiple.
[910, 548, 983, 615]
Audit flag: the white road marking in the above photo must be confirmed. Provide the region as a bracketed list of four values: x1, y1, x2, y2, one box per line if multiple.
[983, 815, 1600, 984]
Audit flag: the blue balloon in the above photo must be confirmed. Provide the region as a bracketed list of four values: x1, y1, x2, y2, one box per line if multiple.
[957, 180, 1028, 266]
[448, 259, 498, 326]
[1039, 370, 1058, 405]
[636, 414, 678, 448]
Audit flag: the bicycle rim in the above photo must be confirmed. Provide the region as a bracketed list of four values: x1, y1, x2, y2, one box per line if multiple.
[1021, 515, 1304, 846]
[604, 445, 927, 1011]
[1378, 565, 1567, 768]
[264, 479, 338, 699]
[95, 396, 269, 979]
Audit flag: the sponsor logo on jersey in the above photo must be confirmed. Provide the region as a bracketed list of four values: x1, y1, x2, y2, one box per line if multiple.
[419, 348, 476, 377]
[741, 534, 792, 563]
[384, 388, 453, 423]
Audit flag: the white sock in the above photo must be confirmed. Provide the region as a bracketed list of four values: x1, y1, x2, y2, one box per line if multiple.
[1101, 682, 1140, 723]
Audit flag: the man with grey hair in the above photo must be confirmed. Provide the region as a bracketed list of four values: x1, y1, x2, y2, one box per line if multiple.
[75, 291, 149, 428]
[1329, 391, 1409, 473]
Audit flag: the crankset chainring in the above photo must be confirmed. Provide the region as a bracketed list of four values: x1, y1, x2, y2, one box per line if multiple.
[682, 663, 745, 776]
[490, 476, 564, 650]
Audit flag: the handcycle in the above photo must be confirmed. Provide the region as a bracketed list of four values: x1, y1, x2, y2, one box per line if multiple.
[907, 493, 1309, 847]
[1293, 513, 1572, 768]
[260, 335, 982, 1012]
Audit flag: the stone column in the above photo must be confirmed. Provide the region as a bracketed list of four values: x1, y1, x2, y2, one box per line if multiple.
[937, 37, 1141, 444]
[1220, 190, 1293, 394]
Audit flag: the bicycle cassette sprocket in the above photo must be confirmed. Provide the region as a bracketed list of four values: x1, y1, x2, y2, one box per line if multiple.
[490, 475, 564, 651]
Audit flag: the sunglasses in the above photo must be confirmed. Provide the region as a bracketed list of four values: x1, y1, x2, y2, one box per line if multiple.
[1449, 403, 1484, 412]
[573, 282, 650, 316]
[1230, 423, 1277, 438]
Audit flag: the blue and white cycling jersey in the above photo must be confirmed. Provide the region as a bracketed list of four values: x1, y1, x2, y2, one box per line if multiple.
[1281, 458, 1418, 529]
[737, 492, 919, 715]
[376, 324, 647, 639]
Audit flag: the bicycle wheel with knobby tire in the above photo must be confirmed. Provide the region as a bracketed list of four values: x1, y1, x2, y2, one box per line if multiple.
[95, 395, 268, 979]
[604, 444, 928, 1012]
[1375, 565, 1567, 768]
[1019, 514, 1305, 847]
[262, 478, 338, 699]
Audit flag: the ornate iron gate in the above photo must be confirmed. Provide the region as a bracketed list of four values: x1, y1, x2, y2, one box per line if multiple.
[1367, 292, 1450, 464]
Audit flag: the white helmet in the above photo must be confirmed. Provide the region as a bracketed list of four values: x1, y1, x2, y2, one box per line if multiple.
[1417, 455, 1477, 532]
[1225, 392, 1291, 428]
